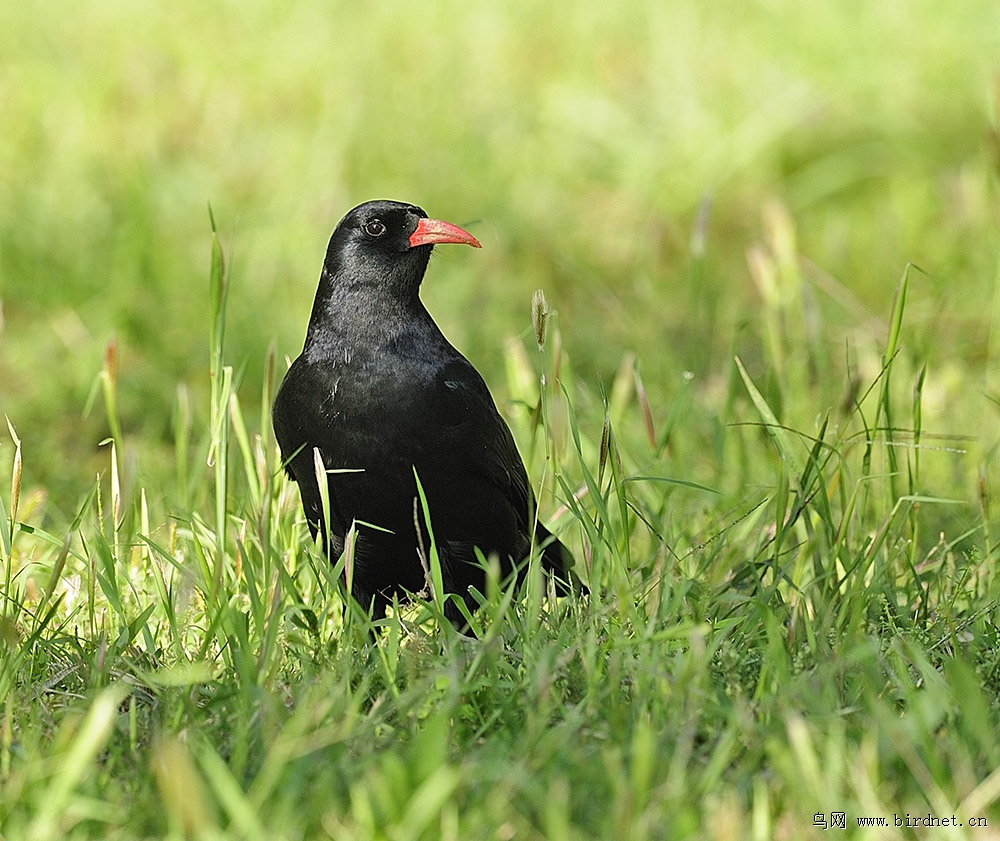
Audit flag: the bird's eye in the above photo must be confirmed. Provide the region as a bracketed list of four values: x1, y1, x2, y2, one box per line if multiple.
[363, 219, 387, 238]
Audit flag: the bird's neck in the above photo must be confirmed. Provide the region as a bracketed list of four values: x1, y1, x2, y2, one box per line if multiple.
[303, 269, 430, 354]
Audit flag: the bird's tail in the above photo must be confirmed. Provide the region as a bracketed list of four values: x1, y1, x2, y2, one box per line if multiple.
[536, 523, 588, 597]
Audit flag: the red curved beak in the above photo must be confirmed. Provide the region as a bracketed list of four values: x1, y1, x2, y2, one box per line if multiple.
[409, 218, 482, 249]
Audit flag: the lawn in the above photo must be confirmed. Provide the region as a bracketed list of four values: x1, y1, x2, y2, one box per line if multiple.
[2, 1, 1000, 838]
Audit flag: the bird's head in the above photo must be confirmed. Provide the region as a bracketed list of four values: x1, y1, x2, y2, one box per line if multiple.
[323, 200, 481, 297]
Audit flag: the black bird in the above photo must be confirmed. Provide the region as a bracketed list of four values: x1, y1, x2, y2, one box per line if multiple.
[273, 199, 583, 630]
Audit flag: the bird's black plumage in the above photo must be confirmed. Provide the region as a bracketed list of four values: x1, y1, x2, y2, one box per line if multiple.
[273, 200, 582, 629]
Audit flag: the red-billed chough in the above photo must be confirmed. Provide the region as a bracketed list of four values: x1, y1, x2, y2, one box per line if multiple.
[273, 199, 584, 630]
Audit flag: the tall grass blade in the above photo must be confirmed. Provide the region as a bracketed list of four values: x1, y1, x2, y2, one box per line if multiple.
[735, 356, 804, 475]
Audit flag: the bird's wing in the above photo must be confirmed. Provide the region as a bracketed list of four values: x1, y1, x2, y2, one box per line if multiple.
[433, 357, 534, 531]
[432, 357, 584, 593]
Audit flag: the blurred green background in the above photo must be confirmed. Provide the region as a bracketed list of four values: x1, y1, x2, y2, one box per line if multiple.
[1, 0, 998, 515]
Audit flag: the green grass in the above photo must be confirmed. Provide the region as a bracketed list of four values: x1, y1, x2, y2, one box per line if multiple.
[4, 1, 1000, 838]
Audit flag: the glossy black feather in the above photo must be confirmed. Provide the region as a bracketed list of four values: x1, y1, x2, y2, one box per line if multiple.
[273, 200, 583, 629]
